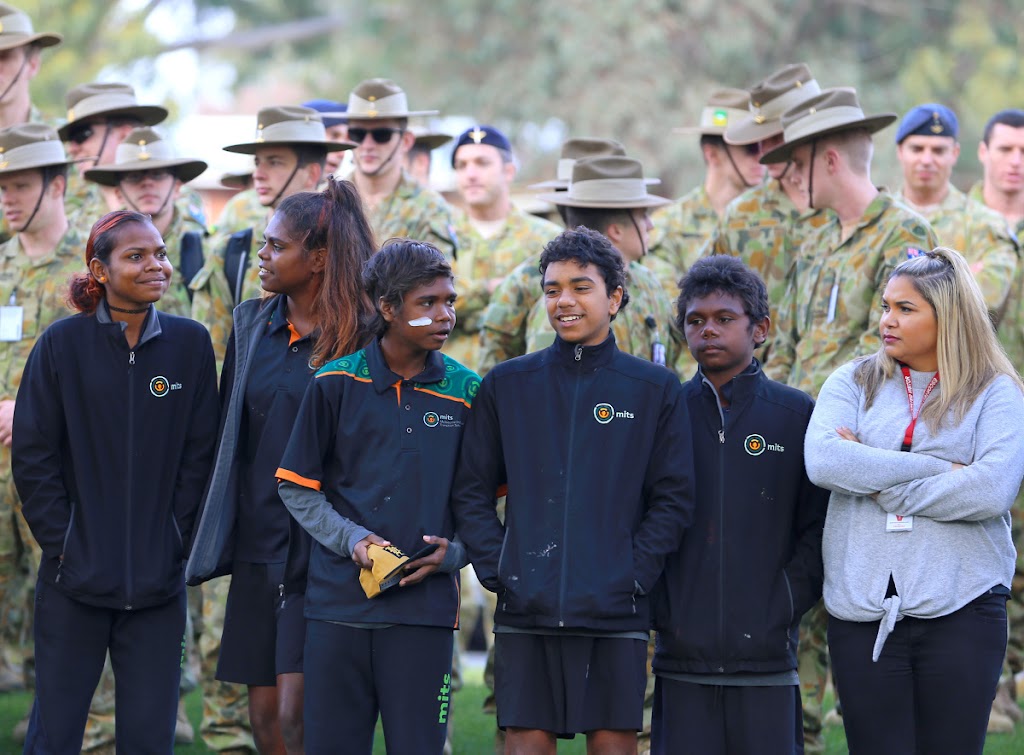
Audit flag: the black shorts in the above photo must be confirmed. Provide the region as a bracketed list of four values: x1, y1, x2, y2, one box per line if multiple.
[275, 592, 305, 676]
[217, 561, 284, 686]
[494, 632, 647, 737]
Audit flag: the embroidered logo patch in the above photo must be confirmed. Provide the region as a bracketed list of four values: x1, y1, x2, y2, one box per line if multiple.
[594, 403, 614, 424]
[150, 376, 169, 397]
[423, 412, 440, 427]
[744, 433, 784, 455]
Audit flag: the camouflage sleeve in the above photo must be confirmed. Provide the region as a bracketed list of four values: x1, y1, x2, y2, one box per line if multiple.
[964, 220, 1017, 317]
[189, 252, 235, 370]
[420, 201, 458, 261]
[764, 272, 797, 383]
[455, 277, 492, 332]
[477, 264, 538, 374]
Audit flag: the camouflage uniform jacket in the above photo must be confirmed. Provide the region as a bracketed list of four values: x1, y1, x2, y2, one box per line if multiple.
[65, 179, 208, 237]
[768, 191, 937, 397]
[190, 201, 271, 365]
[160, 208, 210, 319]
[895, 184, 1017, 315]
[0, 226, 84, 400]
[648, 184, 720, 278]
[702, 180, 832, 310]
[967, 182, 1024, 368]
[214, 189, 265, 236]
[364, 171, 458, 258]
[443, 205, 560, 371]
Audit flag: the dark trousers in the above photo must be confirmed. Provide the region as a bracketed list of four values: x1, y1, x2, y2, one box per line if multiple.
[651, 676, 799, 755]
[25, 579, 186, 755]
[303, 621, 454, 755]
[828, 589, 1007, 755]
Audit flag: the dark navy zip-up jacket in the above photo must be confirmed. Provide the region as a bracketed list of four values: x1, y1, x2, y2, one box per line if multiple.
[13, 303, 219, 611]
[452, 333, 694, 633]
[652, 361, 827, 676]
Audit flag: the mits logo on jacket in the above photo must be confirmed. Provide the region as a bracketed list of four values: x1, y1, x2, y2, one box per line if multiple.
[593, 403, 634, 424]
[743, 433, 784, 456]
[149, 375, 183, 397]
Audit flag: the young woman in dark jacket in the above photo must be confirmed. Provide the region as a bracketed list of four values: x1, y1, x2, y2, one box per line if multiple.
[13, 210, 219, 752]
[185, 177, 375, 753]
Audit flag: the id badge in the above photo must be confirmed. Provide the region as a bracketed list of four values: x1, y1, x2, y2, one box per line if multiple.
[886, 512, 913, 532]
[0, 305, 23, 342]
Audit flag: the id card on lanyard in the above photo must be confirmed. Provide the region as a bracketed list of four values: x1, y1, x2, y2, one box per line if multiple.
[887, 365, 940, 533]
[0, 291, 23, 342]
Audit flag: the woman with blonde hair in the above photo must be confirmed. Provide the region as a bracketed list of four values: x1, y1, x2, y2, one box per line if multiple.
[804, 247, 1024, 755]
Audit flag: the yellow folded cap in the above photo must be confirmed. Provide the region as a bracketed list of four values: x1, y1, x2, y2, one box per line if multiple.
[358, 543, 410, 599]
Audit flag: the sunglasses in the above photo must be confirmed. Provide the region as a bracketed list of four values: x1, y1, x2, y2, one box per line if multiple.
[348, 127, 405, 145]
[120, 168, 173, 186]
[67, 123, 105, 146]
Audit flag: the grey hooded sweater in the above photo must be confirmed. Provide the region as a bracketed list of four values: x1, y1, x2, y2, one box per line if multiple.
[805, 361, 1024, 659]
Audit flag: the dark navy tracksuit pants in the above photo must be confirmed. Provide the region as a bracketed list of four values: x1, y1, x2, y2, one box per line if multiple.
[24, 580, 186, 755]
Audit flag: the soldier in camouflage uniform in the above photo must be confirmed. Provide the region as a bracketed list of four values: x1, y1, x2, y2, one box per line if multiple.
[0, 124, 84, 728]
[648, 88, 765, 281]
[58, 82, 207, 234]
[446, 125, 560, 370]
[214, 186, 262, 236]
[83, 127, 209, 319]
[190, 105, 355, 363]
[762, 89, 937, 753]
[344, 78, 457, 257]
[763, 88, 937, 395]
[893, 105, 1017, 317]
[480, 137, 637, 375]
[971, 108, 1024, 728]
[0, 4, 62, 248]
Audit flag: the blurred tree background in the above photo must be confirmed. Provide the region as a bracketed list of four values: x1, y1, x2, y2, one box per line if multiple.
[18, 0, 1024, 194]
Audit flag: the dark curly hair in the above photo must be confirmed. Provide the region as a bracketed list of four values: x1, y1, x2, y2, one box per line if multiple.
[362, 239, 453, 337]
[538, 227, 630, 318]
[676, 255, 769, 332]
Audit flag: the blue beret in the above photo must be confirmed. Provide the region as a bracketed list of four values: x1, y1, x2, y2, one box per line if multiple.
[896, 104, 958, 144]
[302, 99, 347, 129]
[451, 125, 512, 166]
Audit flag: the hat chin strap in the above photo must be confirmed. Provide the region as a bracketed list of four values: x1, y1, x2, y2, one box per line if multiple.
[724, 144, 757, 189]
[0, 54, 30, 106]
[806, 140, 818, 211]
[628, 211, 647, 258]
[121, 179, 176, 223]
[19, 179, 49, 235]
[356, 132, 405, 178]
[268, 161, 303, 209]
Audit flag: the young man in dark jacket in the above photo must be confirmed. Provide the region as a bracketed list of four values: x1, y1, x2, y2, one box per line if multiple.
[452, 227, 694, 754]
[651, 255, 827, 754]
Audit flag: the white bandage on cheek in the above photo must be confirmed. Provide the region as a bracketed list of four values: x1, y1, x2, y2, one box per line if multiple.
[408, 317, 432, 327]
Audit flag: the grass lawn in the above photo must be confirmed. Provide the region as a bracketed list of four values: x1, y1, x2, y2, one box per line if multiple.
[1, 669, 1022, 753]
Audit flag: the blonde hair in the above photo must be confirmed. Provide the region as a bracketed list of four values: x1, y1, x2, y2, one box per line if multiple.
[854, 246, 1023, 425]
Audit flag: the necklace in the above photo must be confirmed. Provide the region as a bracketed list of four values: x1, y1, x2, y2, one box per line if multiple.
[107, 303, 149, 314]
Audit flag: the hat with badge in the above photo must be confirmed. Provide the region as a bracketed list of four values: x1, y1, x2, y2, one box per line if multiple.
[725, 64, 822, 146]
[895, 103, 958, 144]
[0, 3, 61, 51]
[58, 83, 168, 141]
[674, 88, 752, 136]
[358, 542, 439, 599]
[83, 127, 207, 186]
[760, 87, 897, 164]
[450, 125, 510, 166]
[536, 156, 671, 209]
[529, 137, 655, 190]
[0, 123, 83, 175]
[410, 125, 452, 151]
[223, 105, 357, 154]
[302, 99, 347, 129]
[345, 79, 439, 120]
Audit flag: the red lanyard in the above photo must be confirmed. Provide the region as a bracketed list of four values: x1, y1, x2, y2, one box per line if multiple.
[900, 365, 939, 452]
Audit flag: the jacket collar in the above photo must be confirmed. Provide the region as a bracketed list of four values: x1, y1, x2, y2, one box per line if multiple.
[96, 299, 162, 348]
[365, 337, 446, 394]
[694, 358, 762, 406]
[551, 331, 617, 370]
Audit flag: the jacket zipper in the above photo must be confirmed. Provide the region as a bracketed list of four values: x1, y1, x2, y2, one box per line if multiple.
[56, 502, 76, 583]
[558, 351, 584, 625]
[125, 349, 135, 610]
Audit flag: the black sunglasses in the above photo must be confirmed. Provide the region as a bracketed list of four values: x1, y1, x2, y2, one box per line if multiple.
[67, 123, 105, 146]
[348, 127, 405, 145]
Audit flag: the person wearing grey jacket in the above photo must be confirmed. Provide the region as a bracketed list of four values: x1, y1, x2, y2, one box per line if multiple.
[805, 247, 1024, 755]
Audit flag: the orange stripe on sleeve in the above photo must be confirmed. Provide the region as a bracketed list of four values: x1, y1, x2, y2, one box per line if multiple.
[413, 386, 472, 407]
[275, 468, 322, 491]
